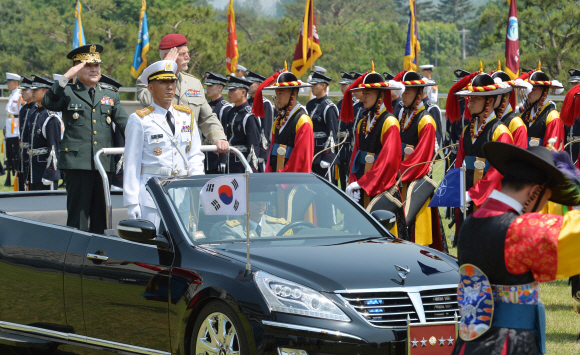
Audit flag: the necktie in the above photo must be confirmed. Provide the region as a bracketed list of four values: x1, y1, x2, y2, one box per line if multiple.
[166, 111, 175, 135]
[255, 224, 262, 237]
[88, 87, 95, 103]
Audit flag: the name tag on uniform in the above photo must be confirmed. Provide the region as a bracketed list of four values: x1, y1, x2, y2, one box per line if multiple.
[69, 103, 82, 110]
[181, 125, 191, 133]
[185, 89, 201, 97]
[151, 134, 163, 139]
[101, 97, 115, 106]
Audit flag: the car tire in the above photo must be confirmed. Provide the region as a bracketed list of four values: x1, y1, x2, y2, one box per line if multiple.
[190, 300, 250, 355]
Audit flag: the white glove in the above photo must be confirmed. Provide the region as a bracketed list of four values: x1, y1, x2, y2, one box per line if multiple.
[220, 163, 226, 173]
[128, 204, 141, 219]
[320, 160, 331, 169]
[460, 192, 472, 213]
[352, 190, 361, 202]
[346, 181, 361, 200]
[42, 178, 52, 186]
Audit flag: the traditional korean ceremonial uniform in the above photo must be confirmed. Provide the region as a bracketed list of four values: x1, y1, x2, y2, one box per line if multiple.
[27, 76, 62, 190]
[254, 70, 314, 173]
[222, 76, 261, 173]
[204, 72, 232, 174]
[394, 70, 444, 249]
[342, 69, 408, 239]
[564, 69, 580, 162]
[491, 70, 528, 149]
[246, 70, 274, 168]
[453, 141, 580, 355]
[124, 60, 204, 226]
[515, 67, 565, 149]
[335, 71, 355, 191]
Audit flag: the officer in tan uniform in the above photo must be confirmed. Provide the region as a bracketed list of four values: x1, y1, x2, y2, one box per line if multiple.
[218, 200, 290, 239]
[136, 34, 229, 153]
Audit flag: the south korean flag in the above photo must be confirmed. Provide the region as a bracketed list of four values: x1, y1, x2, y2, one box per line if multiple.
[200, 175, 247, 215]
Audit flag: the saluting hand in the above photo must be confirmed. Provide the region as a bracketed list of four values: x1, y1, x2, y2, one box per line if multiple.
[164, 47, 179, 62]
[63, 62, 86, 80]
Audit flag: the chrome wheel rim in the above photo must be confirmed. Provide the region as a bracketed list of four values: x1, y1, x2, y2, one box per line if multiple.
[196, 311, 240, 355]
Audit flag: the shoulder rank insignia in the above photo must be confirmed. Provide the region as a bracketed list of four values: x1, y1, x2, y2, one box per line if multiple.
[181, 71, 196, 78]
[226, 220, 242, 228]
[426, 100, 435, 107]
[266, 217, 289, 225]
[325, 99, 334, 106]
[173, 104, 192, 114]
[220, 100, 228, 107]
[136, 106, 154, 118]
[245, 106, 252, 113]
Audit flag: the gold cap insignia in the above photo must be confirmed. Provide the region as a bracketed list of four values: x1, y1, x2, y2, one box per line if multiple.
[165, 62, 172, 71]
[90, 45, 96, 53]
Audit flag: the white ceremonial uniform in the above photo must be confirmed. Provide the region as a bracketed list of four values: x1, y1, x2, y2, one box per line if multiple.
[124, 102, 204, 225]
[5, 89, 21, 138]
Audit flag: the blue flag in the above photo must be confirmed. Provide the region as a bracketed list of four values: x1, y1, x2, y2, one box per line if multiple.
[72, 1, 86, 49]
[428, 168, 465, 208]
[131, 0, 150, 79]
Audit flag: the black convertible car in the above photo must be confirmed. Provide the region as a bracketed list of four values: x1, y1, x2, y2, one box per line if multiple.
[0, 172, 459, 355]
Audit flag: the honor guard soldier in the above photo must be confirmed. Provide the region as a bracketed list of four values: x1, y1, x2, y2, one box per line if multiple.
[342, 68, 407, 238]
[491, 67, 528, 149]
[27, 76, 62, 190]
[335, 71, 355, 190]
[447, 68, 514, 213]
[99, 74, 125, 189]
[307, 71, 339, 179]
[235, 64, 247, 79]
[384, 71, 403, 117]
[514, 61, 565, 149]
[420, 79, 444, 152]
[124, 60, 204, 225]
[394, 70, 444, 249]
[42, 43, 129, 234]
[17, 77, 36, 191]
[419, 64, 438, 102]
[247, 70, 274, 169]
[4, 72, 22, 187]
[253, 67, 314, 173]
[565, 68, 580, 162]
[204, 72, 232, 174]
[222, 76, 261, 173]
[453, 141, 580, 355]
[136, 34, 229, 155]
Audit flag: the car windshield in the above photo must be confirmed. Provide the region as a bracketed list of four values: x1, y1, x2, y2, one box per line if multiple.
[162, 174, 390, 244]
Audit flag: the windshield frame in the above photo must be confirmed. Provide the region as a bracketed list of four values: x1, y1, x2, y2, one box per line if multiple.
[155, 173, 394, 246]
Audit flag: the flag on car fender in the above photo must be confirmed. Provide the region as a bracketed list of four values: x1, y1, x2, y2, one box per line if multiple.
[200, 175, 247, 215]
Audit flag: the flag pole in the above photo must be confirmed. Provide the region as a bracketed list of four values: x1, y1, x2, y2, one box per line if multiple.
[310, 0, 314, 71]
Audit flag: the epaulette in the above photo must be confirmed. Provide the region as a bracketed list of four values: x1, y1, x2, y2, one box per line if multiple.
[173, 104, 192, 114]
[136, 106, 155, 118]
[325, 99, 334, 106]
[220, 100, 228, 107]
[266, 217, 289, 225]
[425, 100, 436, 107]
[245, 106, 252, 114]
[398, 101, 404, 107]
[180, 72, 197, 78]
[226, 220, 242, 227]
[47, 111, 59, 117]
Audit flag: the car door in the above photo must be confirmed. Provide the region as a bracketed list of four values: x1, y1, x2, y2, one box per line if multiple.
[81, 233, 174, 353]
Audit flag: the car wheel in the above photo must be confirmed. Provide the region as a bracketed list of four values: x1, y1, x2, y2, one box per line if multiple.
[191, 300, 250, 355]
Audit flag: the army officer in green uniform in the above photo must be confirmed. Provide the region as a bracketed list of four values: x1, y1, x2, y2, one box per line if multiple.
[42, 44, 128, 234]
[218, 200, 291, 239]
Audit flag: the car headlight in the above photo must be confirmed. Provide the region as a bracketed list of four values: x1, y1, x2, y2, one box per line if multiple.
[255, 271, 350, 322]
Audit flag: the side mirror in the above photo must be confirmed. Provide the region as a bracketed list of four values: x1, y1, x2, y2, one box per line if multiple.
[370, 210, 397, 231]
[118, 219, 168, 248]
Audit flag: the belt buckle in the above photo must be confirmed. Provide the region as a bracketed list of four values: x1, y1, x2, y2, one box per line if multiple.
[173, 170, 179, 176]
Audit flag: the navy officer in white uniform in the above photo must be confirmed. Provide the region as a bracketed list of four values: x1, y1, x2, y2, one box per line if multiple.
[124, 60, 204, 225]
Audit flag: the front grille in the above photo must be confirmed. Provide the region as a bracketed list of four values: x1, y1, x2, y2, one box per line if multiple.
[337, 285, 459, 328]
[420, 287, 459, 322]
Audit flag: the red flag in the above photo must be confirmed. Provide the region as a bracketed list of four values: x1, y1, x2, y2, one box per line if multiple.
[226, 0, 238, 75]
[291, 0, 322, 78]
[505, 0, 519, 79]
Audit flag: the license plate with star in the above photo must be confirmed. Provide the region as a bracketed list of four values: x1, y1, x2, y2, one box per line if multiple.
[407, 320, 458, 355]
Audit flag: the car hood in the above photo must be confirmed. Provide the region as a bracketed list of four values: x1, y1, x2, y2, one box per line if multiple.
[205, 237, 459, 292]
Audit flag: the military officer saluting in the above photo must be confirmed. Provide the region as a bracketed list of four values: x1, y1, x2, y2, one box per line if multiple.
[27, 75, 62, 190]
[124, 60, 204, 225]
[204, 72, 232, 174]
[42, 43, 129, 234]
[307, 71, 339, 179]
[136, 34, 229, 154]
[222, 76, 261, 173]
[247, 70, 274, 168]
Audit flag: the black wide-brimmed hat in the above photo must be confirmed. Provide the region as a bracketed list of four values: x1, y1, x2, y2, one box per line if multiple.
[491, 71, 512, 83]
[226, 75, 251, 91]
[398, 70, 436, 87]
[99, 74, 123, 91]
[483, 142, 580, 206]
[263, 71, 312, 90]
[350, 72, 398, 92]
[455, 73, 512, 97]
[67, 44, 104, 64]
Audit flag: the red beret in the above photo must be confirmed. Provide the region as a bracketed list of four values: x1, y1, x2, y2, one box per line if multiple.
[159, 34, 187, 50]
